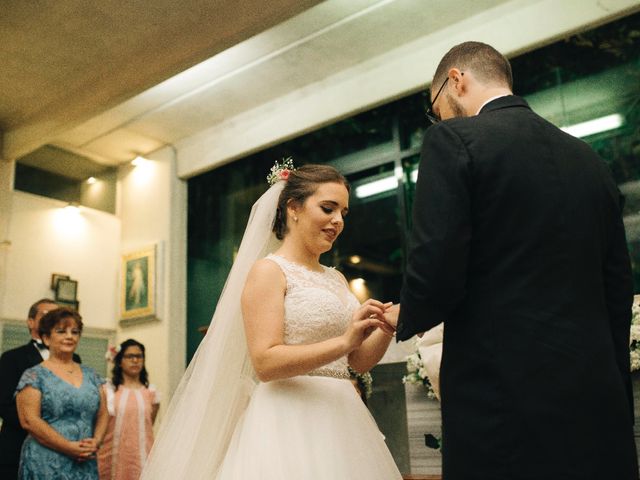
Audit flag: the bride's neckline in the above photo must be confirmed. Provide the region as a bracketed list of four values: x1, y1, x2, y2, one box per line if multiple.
[268, 254, 327, 274]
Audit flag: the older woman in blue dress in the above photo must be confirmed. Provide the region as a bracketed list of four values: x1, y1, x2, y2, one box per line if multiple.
[16, 307, 108, 479]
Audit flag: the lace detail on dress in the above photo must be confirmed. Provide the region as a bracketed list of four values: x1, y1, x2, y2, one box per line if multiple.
[16, 367, 39, 393]
[266, 254, 361, 375]
[16, 365, 104, 479]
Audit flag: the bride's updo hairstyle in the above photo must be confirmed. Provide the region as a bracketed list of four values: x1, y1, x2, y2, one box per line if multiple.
[273, 164, 349, 240]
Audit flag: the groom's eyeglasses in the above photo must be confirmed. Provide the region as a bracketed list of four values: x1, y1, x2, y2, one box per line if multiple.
[425, 77, 449, 125]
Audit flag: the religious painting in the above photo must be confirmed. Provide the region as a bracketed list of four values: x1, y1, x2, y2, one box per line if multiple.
[120, 245, 156, 322]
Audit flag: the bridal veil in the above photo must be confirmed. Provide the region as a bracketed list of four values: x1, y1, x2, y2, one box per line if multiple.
[140, 182, 284, 480]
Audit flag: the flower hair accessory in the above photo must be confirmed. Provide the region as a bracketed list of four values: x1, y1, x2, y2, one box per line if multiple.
[105, 344, 121, 363]
[266, 157, 295, 186]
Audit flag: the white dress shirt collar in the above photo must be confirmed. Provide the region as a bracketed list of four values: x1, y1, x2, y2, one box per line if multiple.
[31, 338, 49, 360]
[475, 94, 510, 116]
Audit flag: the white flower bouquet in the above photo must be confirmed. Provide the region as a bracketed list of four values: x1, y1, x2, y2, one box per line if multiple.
[630, 302, 640, 372]
[402, 323, 443, 400]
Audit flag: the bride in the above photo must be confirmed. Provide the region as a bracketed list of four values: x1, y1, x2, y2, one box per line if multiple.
[141, 162, 402, 479]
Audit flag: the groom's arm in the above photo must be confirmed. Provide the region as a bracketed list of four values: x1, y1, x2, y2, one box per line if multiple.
[396, 123, 471, 341]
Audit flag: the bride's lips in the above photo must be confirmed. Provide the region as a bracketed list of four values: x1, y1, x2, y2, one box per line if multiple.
[322, 228, 337, 241]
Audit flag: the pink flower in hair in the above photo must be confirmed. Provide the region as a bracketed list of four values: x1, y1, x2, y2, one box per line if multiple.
[267, 157, 295, 186]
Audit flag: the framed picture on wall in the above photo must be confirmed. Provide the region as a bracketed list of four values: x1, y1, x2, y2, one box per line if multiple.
[55, 279, 78, 302]
[121, 245, 156, 323]
[57, 300, 80, 312]
[50, 273, 70, 290]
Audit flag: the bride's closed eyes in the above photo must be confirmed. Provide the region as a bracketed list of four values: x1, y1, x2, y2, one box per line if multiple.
[320, 203, 349, 217]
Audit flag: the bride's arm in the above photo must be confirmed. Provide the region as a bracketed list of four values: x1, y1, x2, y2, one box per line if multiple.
[329, 269, 396, 374]
[242, 259, 387, 382]
[347, 310, 395, 374]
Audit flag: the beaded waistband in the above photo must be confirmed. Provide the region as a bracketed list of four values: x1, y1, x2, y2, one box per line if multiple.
[307, 367, 350, 380]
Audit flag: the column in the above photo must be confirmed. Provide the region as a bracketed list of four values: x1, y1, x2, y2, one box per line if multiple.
[0, 157, 15, 316]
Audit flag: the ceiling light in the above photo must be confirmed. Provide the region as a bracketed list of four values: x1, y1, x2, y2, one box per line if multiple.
[131, 155, 148, 166]
[348, 277, 368, 302]
[355, 175, 397, 199]
[55, 203, 84, 234]
[349, 255, 361, 264]
[86, 177, 97, 184]
[561, 113, 624, 138]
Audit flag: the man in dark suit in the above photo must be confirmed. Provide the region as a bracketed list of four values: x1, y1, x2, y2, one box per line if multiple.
[0, 299, 62, 478]
[395, 42, 638, 479]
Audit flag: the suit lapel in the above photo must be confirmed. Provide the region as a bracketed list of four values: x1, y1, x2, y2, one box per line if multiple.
[24, 342, 43, 367]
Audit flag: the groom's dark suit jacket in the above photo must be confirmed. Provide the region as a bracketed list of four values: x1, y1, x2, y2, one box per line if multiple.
[0, 341, 81, 478]
[397, 96, 638, 480]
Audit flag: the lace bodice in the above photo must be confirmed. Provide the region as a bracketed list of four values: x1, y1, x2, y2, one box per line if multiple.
[266, 254, 360, 375]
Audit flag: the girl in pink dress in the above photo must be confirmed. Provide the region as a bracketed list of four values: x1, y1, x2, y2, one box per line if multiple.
[98, 339, 160, 480]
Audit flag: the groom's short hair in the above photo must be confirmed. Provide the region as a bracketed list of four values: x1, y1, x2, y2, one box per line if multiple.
[432, 41, 513, 93]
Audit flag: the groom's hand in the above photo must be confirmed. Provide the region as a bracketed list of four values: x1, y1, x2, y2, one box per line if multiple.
[382, 303, 399, 331]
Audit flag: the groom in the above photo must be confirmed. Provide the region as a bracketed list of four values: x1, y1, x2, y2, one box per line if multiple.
[396, 41, 638, 479]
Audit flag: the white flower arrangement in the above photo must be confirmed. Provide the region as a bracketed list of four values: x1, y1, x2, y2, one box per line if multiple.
[348, 366, 373, 399]
[403, 350, 438, 400]
[403, 323, 443, 400]
[403, 334, 443, 451]
[630, 302, 640, 372]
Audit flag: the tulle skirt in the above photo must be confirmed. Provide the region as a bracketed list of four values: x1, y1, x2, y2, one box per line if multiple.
[216, 375, 403, 479]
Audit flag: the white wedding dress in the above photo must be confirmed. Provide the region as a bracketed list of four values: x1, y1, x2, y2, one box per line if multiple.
[216, 254, 403, 479]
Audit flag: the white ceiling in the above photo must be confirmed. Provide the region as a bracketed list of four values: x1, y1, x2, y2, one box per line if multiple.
[2, 0, 640, 178]
[0, 0, 321, 164]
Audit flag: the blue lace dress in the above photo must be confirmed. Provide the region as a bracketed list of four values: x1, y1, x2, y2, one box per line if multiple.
[16, 364, 105, 480]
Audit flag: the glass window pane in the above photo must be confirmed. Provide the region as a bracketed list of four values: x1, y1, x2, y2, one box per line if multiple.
[323, 163, 404, 304]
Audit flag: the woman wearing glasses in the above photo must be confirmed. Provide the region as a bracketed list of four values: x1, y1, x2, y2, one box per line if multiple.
[98, 339, 160, 480]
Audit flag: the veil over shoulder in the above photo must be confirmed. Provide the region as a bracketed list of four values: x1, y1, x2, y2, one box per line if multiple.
[140, 182, 284, 480]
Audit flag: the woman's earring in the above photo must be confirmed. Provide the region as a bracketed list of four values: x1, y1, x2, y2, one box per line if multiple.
[293, 216, 298, 222]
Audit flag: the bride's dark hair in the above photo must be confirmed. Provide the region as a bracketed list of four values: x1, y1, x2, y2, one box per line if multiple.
[272, 164, 349, 240]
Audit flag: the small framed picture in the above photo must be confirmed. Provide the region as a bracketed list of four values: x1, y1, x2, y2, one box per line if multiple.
[56, 278, 78, 302]
[50, 273, 70, 290]
[56, 300, 79, 312]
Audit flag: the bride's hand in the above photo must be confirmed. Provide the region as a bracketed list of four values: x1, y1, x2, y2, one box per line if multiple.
[343, 300, 389, 351]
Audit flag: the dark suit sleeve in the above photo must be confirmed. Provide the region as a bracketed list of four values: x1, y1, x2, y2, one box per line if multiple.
[0, 350, 23, 429]
[397, 123, 471, 340]
[603, 189, 635, 419]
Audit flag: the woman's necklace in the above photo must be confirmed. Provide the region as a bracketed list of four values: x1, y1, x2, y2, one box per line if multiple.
[49, 360, 76, 374]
